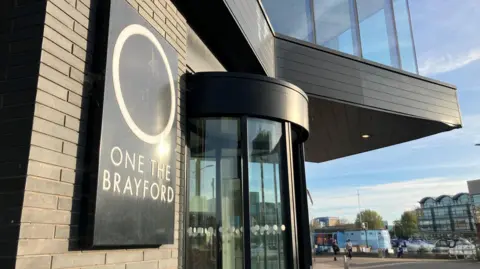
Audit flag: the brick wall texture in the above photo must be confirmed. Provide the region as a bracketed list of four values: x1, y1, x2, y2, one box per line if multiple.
[0, 0, 187, 268]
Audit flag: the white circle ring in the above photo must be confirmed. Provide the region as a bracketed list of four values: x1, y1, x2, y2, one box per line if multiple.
[112, 24, 176, 144]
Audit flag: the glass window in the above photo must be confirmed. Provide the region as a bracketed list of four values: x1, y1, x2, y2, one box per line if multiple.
[423, 198, 435, 208]
[393, 0, 417, 73]
[313, 0, 358, 55]
[247, 118, 288, 269]
[434, 207, 449, 217]
[461, 194, 470, 204]
[451, 205, 470, 217]
[454, 219, 469, 230]
[186, 118, 243, 269]
[439, 196, 453, 206]
[422, 209, 432, 218]
[435, 219, 452, 231]
[356, 0, 393, 67]
[262, 0, 314, 42]
[419, 220, 433, 231]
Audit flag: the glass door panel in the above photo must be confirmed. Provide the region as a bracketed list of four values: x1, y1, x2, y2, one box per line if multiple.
[187, 118, 243, 269]
[220, 150, 243, 269]
[247, 118, 288, 269]
[186, 117, 293, 269]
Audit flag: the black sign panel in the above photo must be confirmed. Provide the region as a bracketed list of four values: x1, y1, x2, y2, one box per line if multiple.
[94, 0, 177, 246]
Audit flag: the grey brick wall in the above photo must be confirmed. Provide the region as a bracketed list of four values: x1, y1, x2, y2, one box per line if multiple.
[1, 0, 187, 268]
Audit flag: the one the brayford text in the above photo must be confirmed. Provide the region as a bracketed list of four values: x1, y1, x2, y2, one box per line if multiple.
[102, 146, 174, 202]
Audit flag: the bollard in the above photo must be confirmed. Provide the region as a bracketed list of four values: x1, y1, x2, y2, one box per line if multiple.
[343, 255, 349, 269]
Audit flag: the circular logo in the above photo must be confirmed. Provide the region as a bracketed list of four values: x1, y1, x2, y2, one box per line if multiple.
[112, 24, 176, 144]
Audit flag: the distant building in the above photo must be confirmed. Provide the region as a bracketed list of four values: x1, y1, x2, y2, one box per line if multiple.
[417, 193, 476, 239]
[312, 217, 340, 228]
[467, 179, 480, 241]
[312, 227, 392, 251]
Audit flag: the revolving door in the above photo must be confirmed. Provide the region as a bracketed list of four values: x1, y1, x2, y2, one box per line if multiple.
[184, 73, 310, 269]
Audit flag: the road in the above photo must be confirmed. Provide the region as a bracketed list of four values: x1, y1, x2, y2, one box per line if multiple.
[313, 256, 479, 269]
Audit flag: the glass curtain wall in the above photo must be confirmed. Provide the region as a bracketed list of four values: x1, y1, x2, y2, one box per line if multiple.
[313, 0, 359, 56]
[356, 0, 393, 67]
[186, 117, 292, 269]
[262, 0, 418, 73]
[393, 0, 418, 73]
[261, 0, 314, 42]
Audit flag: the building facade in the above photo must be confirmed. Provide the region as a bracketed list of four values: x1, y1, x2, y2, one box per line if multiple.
[417, 193, 476, 239]
[312, 217, 340, 228]
[0, 0, 461, 269]
[467, 179, 480, 241]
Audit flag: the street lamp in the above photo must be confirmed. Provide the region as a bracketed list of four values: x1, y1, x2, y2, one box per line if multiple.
[194, 162, 214, 196]
[362, 222, 369, 250]
[474, 143, 480, 260]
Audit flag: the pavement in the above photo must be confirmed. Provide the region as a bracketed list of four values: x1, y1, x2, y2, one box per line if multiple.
[312, 256, 480, 269]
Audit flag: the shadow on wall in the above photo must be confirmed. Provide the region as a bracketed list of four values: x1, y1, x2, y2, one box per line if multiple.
[73, 0, 106, 251]
[0, 0, 48, 267]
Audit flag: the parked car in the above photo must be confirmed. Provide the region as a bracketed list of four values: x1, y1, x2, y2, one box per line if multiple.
[433, 237, 476, 257]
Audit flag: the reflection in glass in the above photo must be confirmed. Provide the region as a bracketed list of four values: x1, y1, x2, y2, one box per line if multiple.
[262, 0, 314, 42]
[356, 0, 392, 66]
[313, 0, 356, 55]
[186, 118, 243, 269]
[262, 0, 419, 73]
[473, 194, 480, 205]
[393, 0, 417, 73]
[247, 118, 287, 269]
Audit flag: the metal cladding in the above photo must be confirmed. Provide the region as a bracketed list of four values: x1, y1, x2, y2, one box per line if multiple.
[186, 72, 310, 142]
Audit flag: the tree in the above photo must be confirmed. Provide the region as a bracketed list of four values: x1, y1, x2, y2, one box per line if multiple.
[354, 209, 384, 230]
[393, 220, 403, 238]
[339, 218, 352, 225]
[393, 211, 418, 239]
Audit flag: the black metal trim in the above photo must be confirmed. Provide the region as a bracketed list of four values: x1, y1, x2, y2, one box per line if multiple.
[186, 72, 310, 142]
[405, 0, 419, 74]
[293, 143, 312, 269]
[309, 0, 317, 44]
[241, 116, 252, 269]
[79, 0, 111, 249]
[215, 146, 222, 268]
[183, 127, 191, 269]
[188, 72, 308, 99]
[384, 0, 402, 69]
[173, 0, 267, 75]
[283, 122, 299, 269]
[350, 0, 363, 58]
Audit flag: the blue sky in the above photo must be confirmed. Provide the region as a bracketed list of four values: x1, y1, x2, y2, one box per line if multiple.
[306, 0, 480, 224]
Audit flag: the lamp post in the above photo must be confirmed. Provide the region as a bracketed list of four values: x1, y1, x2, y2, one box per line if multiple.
[194, 162, 214, 196]
[362, 222, 369, 251]
[474, 143, 479, 260]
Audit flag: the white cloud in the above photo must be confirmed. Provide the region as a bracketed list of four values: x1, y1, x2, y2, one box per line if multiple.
[308, 176, 471, 224]
[419, 48, 480, 76]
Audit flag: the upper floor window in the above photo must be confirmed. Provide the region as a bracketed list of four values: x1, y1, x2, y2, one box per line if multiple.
[262, 0, 314, 43]
[393, 0, 418, 73]
[423, 198, 435, 208]
[456, 194, 470, 204]
[356, 0, 393, 67]
[473, 194, 480, 205]
[313, 0, 358, 56]
[262, 0, 419, 74]
[439, 196, 453, 206]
